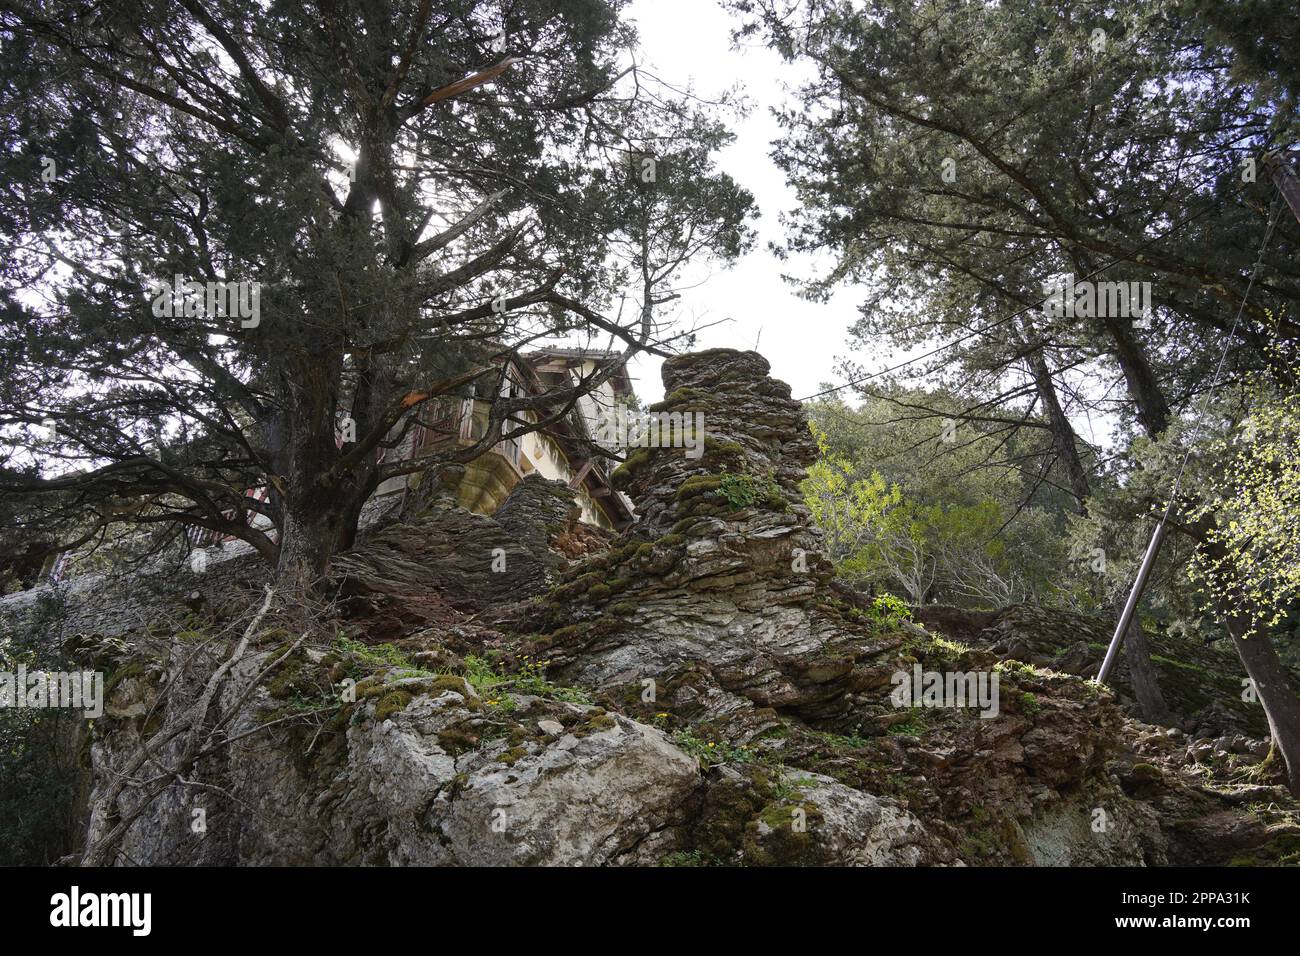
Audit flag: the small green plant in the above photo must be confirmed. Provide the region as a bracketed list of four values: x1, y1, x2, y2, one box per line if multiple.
[815, 730, 869, 750]
[481, 690, 517, 712]
[672, 728, 756, 768]
[333, 635, 433, 679]
[461, 654, 506, 696]
[660, 850, 718, 867]
[769, 773, 817, 800]
[461, 654, 592, 706]
[715, 468, 780, 510]
[867, 593, 912, 631]
[994, 659, 1038, 678]
[516, 658, 592, 703]
[928, 635, 973, 664]
[887, 710, 928, 736]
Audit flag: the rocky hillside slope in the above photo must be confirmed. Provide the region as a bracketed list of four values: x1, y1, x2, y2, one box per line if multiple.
[66, 349, 1300, 866]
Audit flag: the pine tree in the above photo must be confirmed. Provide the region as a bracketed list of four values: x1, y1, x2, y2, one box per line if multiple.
[0, 0, 755, 585]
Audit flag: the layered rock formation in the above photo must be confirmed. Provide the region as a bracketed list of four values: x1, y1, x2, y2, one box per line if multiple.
[88, 661, 701, 865]
[327, 470, 584, 638]
[68, 348, 1300, 867]
[516, 349, 860, 730]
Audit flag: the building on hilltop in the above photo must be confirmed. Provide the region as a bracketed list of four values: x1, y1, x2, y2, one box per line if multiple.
[375, 347, 636, 530]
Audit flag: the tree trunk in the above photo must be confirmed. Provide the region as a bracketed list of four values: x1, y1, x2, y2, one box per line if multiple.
[1098, 315, 1171, 437]
[1096, 314, 1300, 792]
[1196, 522, 1300, 794]
[1026, 346, 1092, 508]
[1229, 618, 1300, 794]
[1123, 615, 1173, 725]
[265, 344, 365, 588]
[1073, 251, 1172, 437]
[274, 455, 374, 588]
[334, 475, 377, 553]
[276, 508, 345, 588]
[1025, 331, 1174, 724]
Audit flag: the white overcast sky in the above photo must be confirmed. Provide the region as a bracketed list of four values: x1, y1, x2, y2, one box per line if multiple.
[620, 0, 874, 404]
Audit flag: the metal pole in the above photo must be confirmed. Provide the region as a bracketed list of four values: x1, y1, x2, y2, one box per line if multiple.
[1096, 518, 1168, 685]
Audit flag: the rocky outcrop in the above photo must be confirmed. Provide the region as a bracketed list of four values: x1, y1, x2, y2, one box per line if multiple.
[517, 349, 852, 734]
[913, 603, 1296, 739]
[349, 692, 697, 866]
[85, 653, 699, 865]
[70, 348, 1300, 867]
[492, 474, 582, 565]
[327, 474, 589, 639]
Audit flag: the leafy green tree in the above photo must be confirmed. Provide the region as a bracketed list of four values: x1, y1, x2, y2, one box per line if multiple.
[802, 423, 899, 570]
[1188, 0, 1300, 139]
[1192, 358, 1300, 637]
[802, 403, 1074, 606]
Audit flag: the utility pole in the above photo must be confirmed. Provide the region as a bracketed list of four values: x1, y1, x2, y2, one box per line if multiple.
[1096, 518, 1168, 684]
